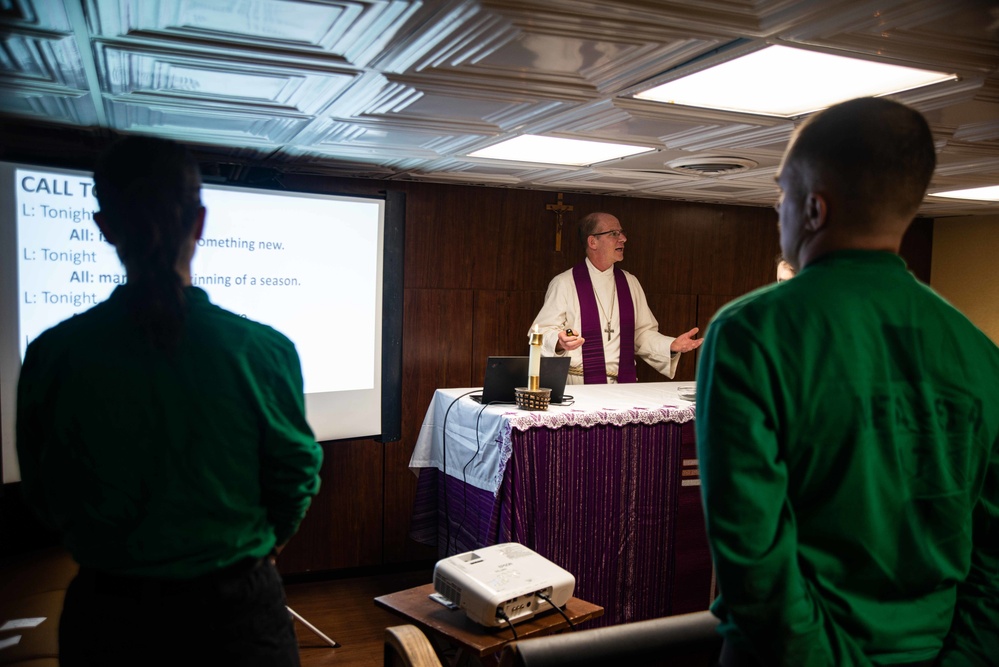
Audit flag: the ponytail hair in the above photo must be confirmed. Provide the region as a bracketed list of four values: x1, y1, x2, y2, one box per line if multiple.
[93, 136, 202, 349]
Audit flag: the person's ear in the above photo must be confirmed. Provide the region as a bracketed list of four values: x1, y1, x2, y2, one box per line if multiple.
[804, 192, 828, 232]
[94, 211, 116, 245]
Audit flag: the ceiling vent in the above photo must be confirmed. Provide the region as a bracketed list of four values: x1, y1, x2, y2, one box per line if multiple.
[666, 156, 758, 176]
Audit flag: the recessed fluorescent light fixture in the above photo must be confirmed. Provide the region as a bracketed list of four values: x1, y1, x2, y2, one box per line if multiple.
[634, 45, 957, 118]
[467, 135, 654, 166]
[929, 185, 999, 201]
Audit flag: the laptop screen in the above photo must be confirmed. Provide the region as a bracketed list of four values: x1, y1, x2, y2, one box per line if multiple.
[472, 356, 571, 404]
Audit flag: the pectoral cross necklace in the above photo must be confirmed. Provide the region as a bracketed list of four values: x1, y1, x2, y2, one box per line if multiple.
[594, 286, 616, 341]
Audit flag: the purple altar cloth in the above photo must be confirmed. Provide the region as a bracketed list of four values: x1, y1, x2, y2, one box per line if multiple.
[410, 419, 713, 627]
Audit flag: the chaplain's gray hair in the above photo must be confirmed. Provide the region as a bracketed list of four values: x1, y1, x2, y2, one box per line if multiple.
[578, 212, 611, 245]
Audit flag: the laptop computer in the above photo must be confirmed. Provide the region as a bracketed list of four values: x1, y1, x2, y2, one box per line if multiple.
[471, 356, 571, 404]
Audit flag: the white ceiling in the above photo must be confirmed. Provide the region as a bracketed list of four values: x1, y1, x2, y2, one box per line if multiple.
[1, 0, 998, 217]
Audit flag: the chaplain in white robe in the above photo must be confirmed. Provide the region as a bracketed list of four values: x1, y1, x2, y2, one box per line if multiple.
[530, 212, 702, 384]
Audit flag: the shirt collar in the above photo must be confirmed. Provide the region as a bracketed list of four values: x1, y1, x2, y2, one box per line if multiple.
[585, 257, 615, 277]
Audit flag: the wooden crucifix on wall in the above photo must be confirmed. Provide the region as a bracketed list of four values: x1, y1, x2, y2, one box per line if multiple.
[545, 192, 574, 252]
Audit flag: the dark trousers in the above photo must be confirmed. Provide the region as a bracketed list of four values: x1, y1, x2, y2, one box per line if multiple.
[59, 558, 300, 667]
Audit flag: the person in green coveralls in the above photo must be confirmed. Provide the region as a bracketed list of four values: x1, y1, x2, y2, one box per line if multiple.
[696, 97, 999, 667]
[16, 136, 323, 666]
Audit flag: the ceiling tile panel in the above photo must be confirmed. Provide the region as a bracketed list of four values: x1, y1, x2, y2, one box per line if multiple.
[104, 99, 310, 146]
[974, 77, 999, 104]
[484, 0, 771, 39]
[384, 3, 726, 99]
[659, 123, 795, 152]
[1, 30, 88, 88]
[384, 73, 580, 129]
[580, 168, 697, 186]
[423, 164, 579, 187]
[483, 6, 732, 94]
[952, 118, 999, 143]
[0, 88, 100, 125]
[414, 158, 543, 177]
[783, 0, 998, 74]
[439, 28, 719, 97]
[277, 146, 401, 172]
[89, 0, 421, 67]
[377, 87, 553, 132]
[320, 73, 411, 118]
[407, 171, 524, 185]
[374, 1, 520, 73]
[96, 45, 357, 115]
[2, 0, 73, 31]
[933, 152, 999, 178]
[292, 118, 485, 159]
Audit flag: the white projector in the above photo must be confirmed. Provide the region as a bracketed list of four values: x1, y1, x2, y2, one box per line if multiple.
[432, 543, 575, 627]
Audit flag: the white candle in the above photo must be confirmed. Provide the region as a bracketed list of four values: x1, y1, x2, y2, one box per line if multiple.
[528, 325, 542, 389]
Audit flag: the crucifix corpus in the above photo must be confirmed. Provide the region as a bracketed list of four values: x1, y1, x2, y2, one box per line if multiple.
[545, 192, 574, 252]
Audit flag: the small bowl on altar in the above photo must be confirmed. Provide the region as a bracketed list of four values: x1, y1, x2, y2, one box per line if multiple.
[515, 387, 551, 411]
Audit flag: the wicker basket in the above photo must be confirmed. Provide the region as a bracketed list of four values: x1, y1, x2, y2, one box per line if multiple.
[515, 387, 551, 411]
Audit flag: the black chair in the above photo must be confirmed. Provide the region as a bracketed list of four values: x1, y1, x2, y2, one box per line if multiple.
[497, 610, 722, 667]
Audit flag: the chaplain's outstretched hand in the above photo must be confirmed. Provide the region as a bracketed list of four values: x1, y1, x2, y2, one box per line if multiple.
[556, 328, 585, 353]
[670, 327, 703, 354]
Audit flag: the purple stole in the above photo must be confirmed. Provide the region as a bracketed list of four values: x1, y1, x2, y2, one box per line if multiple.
[571, 261, 637, 384]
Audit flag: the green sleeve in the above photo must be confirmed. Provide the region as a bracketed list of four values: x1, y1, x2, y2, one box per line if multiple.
[695, 314, 870, 666]
[938, 433, 999, 666]
[258, 342, 323, 546]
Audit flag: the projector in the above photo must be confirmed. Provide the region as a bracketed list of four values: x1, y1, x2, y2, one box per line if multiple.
[432, 543, 575, 627]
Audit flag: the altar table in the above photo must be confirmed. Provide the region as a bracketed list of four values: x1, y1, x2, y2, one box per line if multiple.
[408, 382, 714, 627]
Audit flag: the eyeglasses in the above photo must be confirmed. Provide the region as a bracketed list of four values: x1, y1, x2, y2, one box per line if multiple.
[591, 229, 626, 239]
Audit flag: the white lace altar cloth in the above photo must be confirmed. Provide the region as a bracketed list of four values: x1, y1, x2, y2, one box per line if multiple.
[409, 382, 696, 494]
